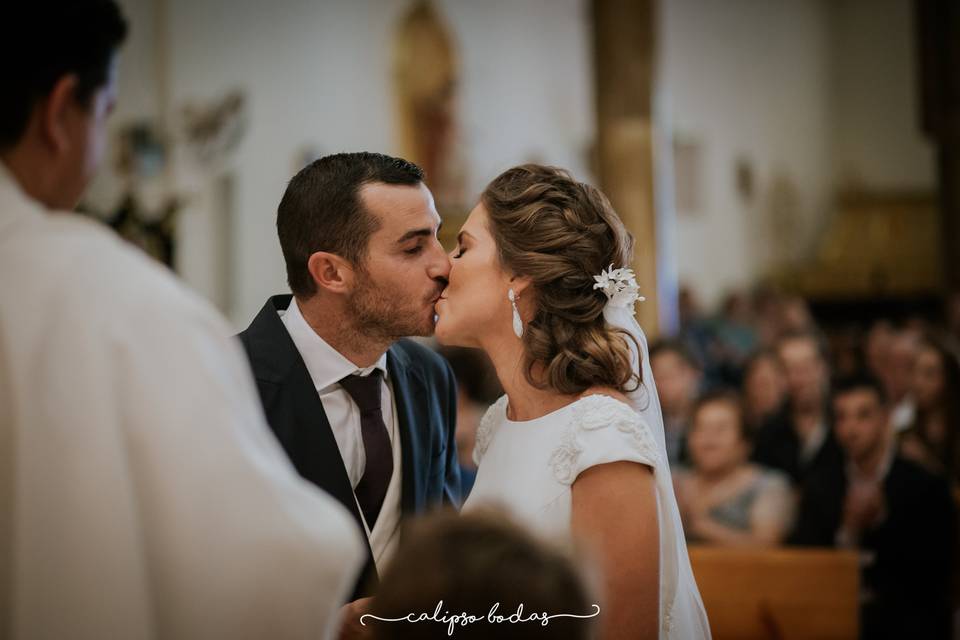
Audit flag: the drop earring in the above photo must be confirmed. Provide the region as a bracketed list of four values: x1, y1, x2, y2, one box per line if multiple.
[508, 289, 524, 338]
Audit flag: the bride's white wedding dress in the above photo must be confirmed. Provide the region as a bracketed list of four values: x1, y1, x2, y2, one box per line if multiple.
[463, 299, 711, 639]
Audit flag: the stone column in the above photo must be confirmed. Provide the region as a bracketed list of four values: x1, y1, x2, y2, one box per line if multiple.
[591, 0, 661, 335]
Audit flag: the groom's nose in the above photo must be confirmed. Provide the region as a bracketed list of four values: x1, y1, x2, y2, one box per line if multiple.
[427, 240, 452, 282]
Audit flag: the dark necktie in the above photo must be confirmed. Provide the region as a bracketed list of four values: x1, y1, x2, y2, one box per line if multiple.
[339, 370, 393, 530]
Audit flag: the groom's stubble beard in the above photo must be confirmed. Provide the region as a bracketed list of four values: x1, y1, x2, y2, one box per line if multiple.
[347, 273, 438, 342]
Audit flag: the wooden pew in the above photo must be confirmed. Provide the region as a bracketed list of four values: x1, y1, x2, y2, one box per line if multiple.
[689, 546, 860, 640]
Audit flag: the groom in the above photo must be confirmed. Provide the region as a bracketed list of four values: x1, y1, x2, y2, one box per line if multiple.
[238, 152, 461, 619]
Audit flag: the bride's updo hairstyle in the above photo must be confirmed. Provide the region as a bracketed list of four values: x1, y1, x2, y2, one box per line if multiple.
[481, 164, 640, 396]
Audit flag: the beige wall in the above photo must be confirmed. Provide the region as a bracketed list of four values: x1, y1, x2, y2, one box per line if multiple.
[829, 0, 935, 192]
[657, 0, 934, 308]
[658, 0, 834, 307]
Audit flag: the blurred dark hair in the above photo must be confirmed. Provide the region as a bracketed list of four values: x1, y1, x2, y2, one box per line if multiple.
[1, 1, 128, 149]
[914, 332, 960, 480]
[437, 346, 503, 406]
[650, 338, 701, 370]
[370, 509, 595, 640]
[690, 388, 749, 442]
[277, 152, 424, 298]
[743, 348, 783, 379]
[830, 373, 887, 406]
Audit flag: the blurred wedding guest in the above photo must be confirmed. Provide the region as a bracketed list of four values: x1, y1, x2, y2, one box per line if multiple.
[677, 284, 713, 373]
[675, 391, 795, 547]
[678, 284, 701, 330]
[829, 326, 865, 378]
[899, 334, 960, 487]
[438, 346, 503, 497]
[752, 330, 843, 485]
[750, 285, 783, 349]
[0, 3, 362, 638]
[368, 510, 596, 640]
[651, 339, 702, 464]
[742, 350, 787, 434]
[711, 291, 759, 385]
[791, 375, 955, 640]
[777, 295, 815, 335]
[864, 319, 895, 383]
[885, 330, 919, 434]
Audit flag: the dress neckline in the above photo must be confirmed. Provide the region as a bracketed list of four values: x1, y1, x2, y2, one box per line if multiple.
[501, 393, 633, 426]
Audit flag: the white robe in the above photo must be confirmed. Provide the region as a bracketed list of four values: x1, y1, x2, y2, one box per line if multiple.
[0, 165, 364, 639]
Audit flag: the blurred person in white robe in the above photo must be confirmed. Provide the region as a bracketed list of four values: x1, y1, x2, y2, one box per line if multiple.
[0, 2, 363, 638]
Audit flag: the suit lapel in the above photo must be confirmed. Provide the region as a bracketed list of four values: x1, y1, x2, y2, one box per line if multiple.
[388, 344, 429, 514]
[280, 369, 381, 597]
[287, 378, 360, 522]
[242, 296, 370, 543]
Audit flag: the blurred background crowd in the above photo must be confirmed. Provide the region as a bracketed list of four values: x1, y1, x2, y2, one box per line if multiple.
[446, 283, 960, 637]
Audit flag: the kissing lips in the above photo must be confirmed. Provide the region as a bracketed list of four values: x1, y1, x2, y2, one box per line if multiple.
[433, 291, 449, 315]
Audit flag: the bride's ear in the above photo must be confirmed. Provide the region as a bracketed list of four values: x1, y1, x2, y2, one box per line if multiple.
[508, 274, 533, 298]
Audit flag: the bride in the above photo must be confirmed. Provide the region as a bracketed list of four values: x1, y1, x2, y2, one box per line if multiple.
[434, 164, 711, 639]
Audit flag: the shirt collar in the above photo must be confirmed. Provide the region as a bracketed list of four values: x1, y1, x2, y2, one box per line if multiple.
[846, 438, 895, 484]
[279, 296, 388, 391]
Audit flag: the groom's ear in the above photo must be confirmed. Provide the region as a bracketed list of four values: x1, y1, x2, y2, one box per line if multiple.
[307, 251, 356, 295]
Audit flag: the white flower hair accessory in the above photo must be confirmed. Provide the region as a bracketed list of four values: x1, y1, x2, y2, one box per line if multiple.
[592, 264, 646, 309]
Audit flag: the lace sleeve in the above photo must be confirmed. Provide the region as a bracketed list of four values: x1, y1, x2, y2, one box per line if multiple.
[549, 395, 661, 485]
[473, 395, 508, 466]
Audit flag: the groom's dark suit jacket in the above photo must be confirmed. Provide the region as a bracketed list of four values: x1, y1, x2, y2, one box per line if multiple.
[238, 295, 461, 601]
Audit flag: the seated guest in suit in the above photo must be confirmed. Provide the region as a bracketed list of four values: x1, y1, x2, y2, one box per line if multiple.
[368, 509, 596, 640]
[238, 152, 461, 638]
[650, 339, 702, 465]
[791, 374, 956, 640]
[752, 330, 843, 485]
[864, 320, 895, 385]
[884, 329, 919, 434]
[675, 390, 795, 547]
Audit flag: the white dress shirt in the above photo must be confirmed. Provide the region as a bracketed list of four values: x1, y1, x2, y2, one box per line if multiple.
[0, 163, 363, 639]
[891, 396, 916, 433]
[280, 298, 403, 571]
[799, 418, 828, 465]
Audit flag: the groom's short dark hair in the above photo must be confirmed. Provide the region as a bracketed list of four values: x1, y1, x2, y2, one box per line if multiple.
[277, 152, 425, 298]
